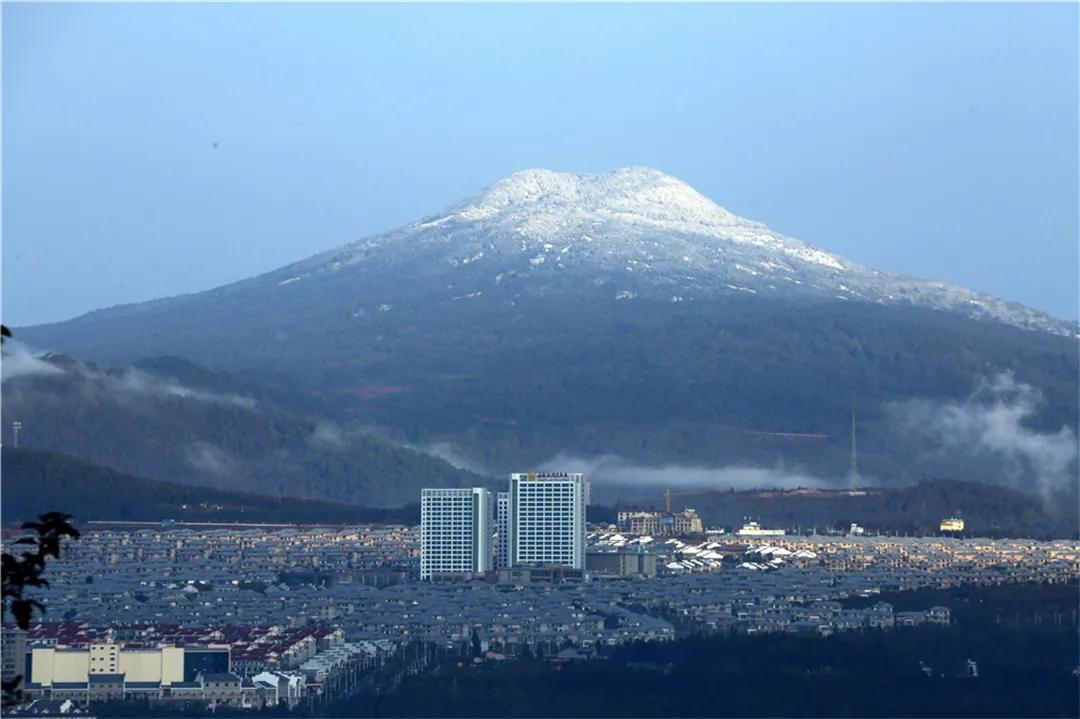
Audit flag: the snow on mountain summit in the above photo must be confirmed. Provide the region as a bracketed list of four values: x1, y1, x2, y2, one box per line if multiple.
[284, 167, 1072, 336]
[441, 167, 753, 236]
[450, 166, 744, 230]
[414, 166, 849, 272]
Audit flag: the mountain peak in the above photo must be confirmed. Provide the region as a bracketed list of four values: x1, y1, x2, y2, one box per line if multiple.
[270, 166, 1073, 338]
[445, 166, 746, 236]
[486, 166, 680, 200]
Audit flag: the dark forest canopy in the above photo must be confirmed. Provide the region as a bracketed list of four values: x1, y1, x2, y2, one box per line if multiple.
[318, 582, 1079, 719]
[16, 294, 1078, 490]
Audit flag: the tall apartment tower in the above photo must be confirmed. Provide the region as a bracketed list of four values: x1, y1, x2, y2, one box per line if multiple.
[420, 488, 493, 580]
[495, 492, 511, 569]
[509, 472, 588, 570]
[1, 628, 26, 685]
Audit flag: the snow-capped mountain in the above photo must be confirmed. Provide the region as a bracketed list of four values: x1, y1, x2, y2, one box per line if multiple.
[16, 166, 1077, 489]
[267, 166, 1070, 335]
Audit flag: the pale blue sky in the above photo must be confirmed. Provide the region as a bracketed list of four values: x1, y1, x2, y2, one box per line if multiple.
[4, 2, 1077, 325]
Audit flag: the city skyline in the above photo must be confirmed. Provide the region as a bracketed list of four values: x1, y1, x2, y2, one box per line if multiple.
[3, 3, 1077, 717]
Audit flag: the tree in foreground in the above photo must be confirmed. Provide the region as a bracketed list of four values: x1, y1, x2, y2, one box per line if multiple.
[1, 325, 83, 706]
[1, 512, 80, 704]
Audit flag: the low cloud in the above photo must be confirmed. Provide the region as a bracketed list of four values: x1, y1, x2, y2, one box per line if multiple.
[409, 442, 831, 491]
[310, 421, 346, 448]
[2, 344, 256, 410]
[537, 453, 829, 491]
[1, 342, 65, 381]
[416, 441, 494, 475]
[184, 442, 237, 477]
[888, 371, 1078, 495]
[113, 369, 257, 410]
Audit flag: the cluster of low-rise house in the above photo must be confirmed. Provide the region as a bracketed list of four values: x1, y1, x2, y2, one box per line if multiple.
[4, 622, 397, 711]
[5, 526, 418, 627]
[594, 530, 1079, 582]
[45, 525, 419, 583]
[624, 572, 955, 635]
[337, 581, 676, 655]
[3, 524, 1076, 712]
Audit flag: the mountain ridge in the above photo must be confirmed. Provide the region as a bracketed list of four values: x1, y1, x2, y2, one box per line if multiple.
[21, 167, 1072, 337]
[251, 166, 1070, 336]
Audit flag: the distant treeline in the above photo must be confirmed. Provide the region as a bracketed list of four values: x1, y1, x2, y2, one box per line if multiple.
[842, 581, 1080, 625]
[5, 448, 1076, 539]
[1, 448, 418, 526]
[659, 479, 1080, 539]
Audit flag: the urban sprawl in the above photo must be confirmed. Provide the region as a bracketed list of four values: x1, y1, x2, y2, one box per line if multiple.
[3, 472, 1077, 715]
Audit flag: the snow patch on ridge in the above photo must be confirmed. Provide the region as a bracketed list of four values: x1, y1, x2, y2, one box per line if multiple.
[285, 166, 1072, 337]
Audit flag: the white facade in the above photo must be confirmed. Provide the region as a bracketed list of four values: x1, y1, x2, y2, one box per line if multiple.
[509, 472, 588, 570]
[252, 671, 306, 708]
[420, 488, 493, 580]
[495, 492, 510, 569]
[735, 521, 785, 537]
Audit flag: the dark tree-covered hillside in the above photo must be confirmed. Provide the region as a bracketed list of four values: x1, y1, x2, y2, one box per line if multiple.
[1, 448, 418, 525]
[656, 480, 1079, 539]
[18, 293, 1079, 487]
[2, 354, 487, 506]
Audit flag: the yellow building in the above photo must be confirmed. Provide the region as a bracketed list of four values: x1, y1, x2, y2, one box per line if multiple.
[940, 517, 965, 532]
[30, 644, 186, 687]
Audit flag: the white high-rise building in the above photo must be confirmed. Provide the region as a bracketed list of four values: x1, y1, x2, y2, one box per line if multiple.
[495, 492, 510, 569]
[509, 472, 588, 570]
[420, 488, 493, 580]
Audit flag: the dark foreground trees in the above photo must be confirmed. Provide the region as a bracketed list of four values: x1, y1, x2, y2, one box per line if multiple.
[325, 582, 1080, 718]
[1, 513, 81, 705]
